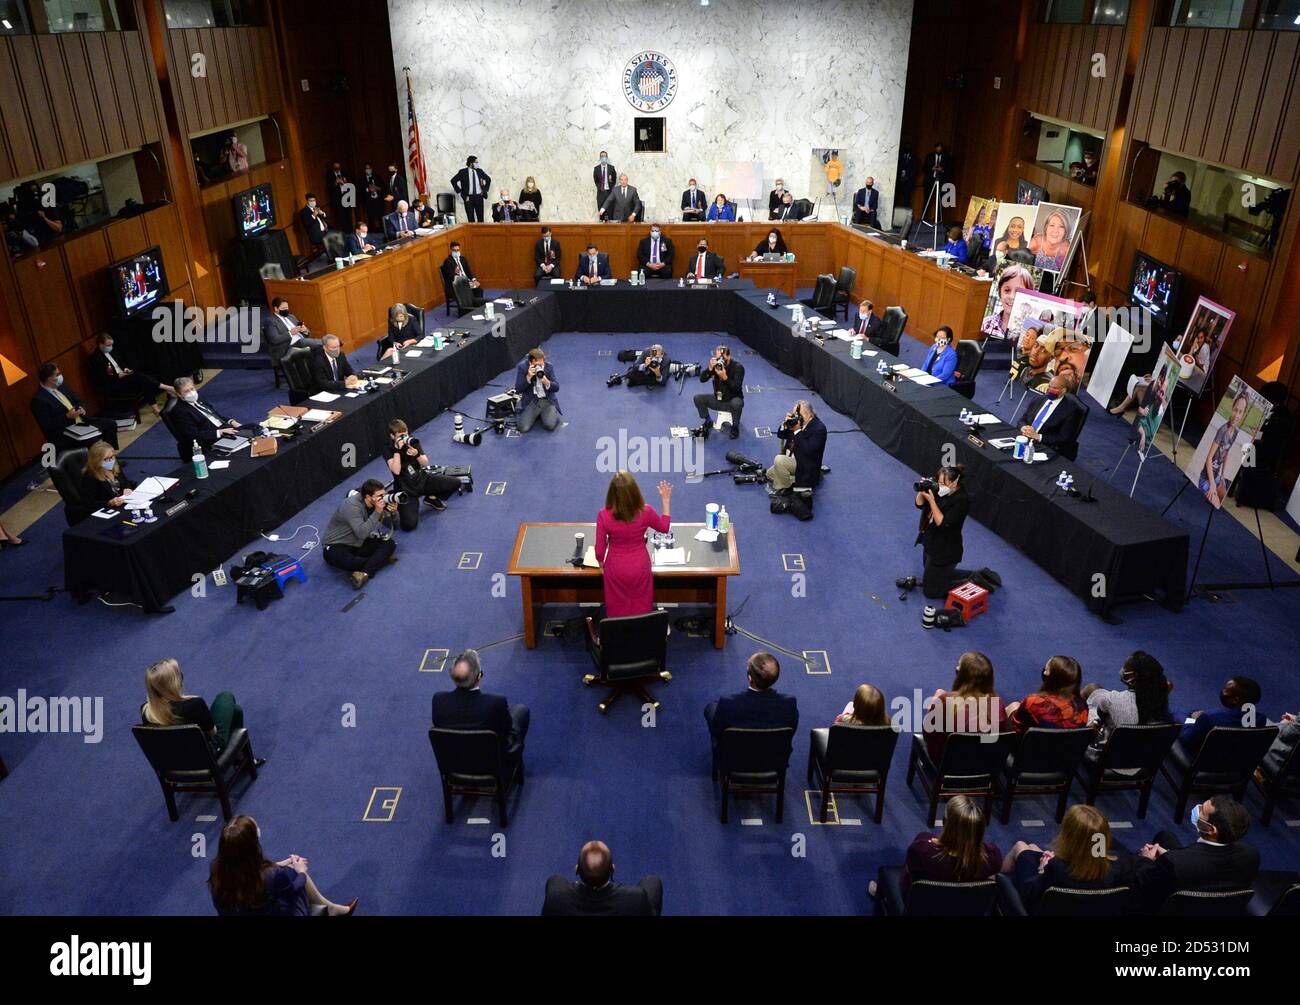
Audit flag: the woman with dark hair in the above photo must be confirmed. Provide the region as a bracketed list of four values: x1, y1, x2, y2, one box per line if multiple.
[706, 193, 735, 222]
[906, 463, 999, 599]
[1082, 651, 1173, 768]
[1002, 804, 1122, 910]
[209, 816, 356, 916]
[941, 225, 969, 263]
[377, 303, 421, 362]
[923, 651, 1007, 762]
[1006, 655, 1089, 732]
[869, 795, 1001, 900]
[750, 228, 788, 258]
[594, 472, 672, 618]
[993, 214, 1031, 256]
[833, 683, 889, 726]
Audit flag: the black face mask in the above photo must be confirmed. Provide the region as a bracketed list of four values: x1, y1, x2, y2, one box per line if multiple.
[698, 246, 707, 254]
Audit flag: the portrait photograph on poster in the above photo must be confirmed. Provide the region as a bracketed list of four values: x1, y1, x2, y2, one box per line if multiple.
[1005, 288, 1087, 388]
[1172, 296, 1236, 397]
[981, 262, 1046, 341]
[962, 196, 999, 253]
[1135, 344, 1181, 459]
[1183, 377, 1272, 510]
[991, 202, 1038, 265]
[1029, 202, 1082, 273]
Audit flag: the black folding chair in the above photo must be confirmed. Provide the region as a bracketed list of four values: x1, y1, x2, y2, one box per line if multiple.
[875, 867, 997, 917]
[1161, 725, 1279, 819]
[995, 874, 1131, 916]
[907, 731, 1017, 825]
[714, 727, 795, 823]
[998, 726, 1098, 823]
[131, 724, 259, 822]
[1158, 888, 1254, 917]
[1077, 722, 1180, 819]
[1252, 731, 1300, 826]
[806, 724, 899, 823]
[427, 726, 524, 827]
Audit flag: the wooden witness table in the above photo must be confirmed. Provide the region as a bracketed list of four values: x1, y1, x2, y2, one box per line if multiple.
[507, 521, 741, 648]
[737, 258, 797, 297]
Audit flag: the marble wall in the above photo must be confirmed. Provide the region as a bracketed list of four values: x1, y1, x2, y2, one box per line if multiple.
[387, 0, 913, 225]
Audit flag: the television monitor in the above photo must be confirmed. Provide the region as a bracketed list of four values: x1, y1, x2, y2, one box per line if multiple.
[232, 183, 275, 237]
[109, 246, 169, 319]
[1128, 250, 1182, 327]
[1016, 178, 1049, 206]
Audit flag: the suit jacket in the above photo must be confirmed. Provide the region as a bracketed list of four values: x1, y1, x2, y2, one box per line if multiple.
[533, 237, 562, 279]
[542, 876, 656, 917]
[31, 384, 87, 442]
[682, 250, 723, 279]
[441, 253, 477, 287]
[170, 397, 232, 455]
[706, 202, 736, 222]
[854, 312, 883, 345]
[450, 166, 491, 201]
[574, 252, 611, 282]
[262, 311, 309, 364]
[299, 205, 328, 247]
[514, 359, 560, 412]
[384, 209, 417, 240]
[923, 151, 951, 184]
[593, 162, 617, 194]
[385, 171, 409, 205]
[708, 688, 799, 739]
[308, 347, 356, 393]
[431, 688, 521, 753]
[680, 188, 708, 216]
[771, 201, 800, 222]
[920, 344, 959, 386]
[636, 234, 674, 271]
[853, 186, 879, 223]
[325, 169, 349, 204]
[89, 349, 130, 395]
[600, 185, 640, 221]
[490, 199, 519, 222]
[345, 231, 379, 256]
[1028, 392, 1086, 460]
[777, 415, 827, 489]
[1128, 840, 1260, 911]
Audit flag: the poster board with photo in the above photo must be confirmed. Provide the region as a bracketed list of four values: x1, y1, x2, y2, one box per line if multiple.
[1086, 322, 1136, 410]
[990, 203, 1038, 261]
[980, 262, 1045, 340]
[1182, 377, 1272, 510]
[1005, 288, 1089, 387]
[1134, 344, 1181, 459]
[1030, 202, 1082, 273]
[961, 196, 999, 252]
[1171, 296, 1236, 398]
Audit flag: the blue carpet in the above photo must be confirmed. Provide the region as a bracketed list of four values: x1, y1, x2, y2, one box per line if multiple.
[1, 322, 1298, 915]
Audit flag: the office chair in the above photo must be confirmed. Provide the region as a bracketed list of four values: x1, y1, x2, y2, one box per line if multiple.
[583, 610, 671, 713]
[950, 339, 985, 399]
[877, 306, 908, 356]
[435, 192, 456, 224]
[831, 266, 856, 320]
[49, 448, 91, 525]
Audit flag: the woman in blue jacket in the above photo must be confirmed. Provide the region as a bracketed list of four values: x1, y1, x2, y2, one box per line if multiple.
[920, 326, 959, 385]
[706, 193, 736, 222]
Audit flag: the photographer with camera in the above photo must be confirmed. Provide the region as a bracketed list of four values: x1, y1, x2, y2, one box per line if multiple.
[766, 400, 826, 495]
[1147, 171, 1191, 218]
[514, 348, 562, 433]
[385, 419, 462, 531]
[322, 479, 398, 590]
[900, 464, 999, 600]
[692, 344, 744, 440]
[627, 345, 669, 388]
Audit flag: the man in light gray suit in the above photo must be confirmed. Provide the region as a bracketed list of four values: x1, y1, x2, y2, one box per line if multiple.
[599, 173, 641, 223]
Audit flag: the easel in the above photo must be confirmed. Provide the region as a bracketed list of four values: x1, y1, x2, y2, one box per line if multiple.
[1053, 211, 1092, 299]
[1107, 398, 1181, 498]
[919, 178, 943, 251]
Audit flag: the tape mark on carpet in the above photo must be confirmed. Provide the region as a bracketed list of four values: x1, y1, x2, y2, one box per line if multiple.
[740, 818, 763, 826]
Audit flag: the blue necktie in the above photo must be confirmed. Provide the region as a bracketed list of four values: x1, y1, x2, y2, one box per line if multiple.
[1033, 399, 1053, 431]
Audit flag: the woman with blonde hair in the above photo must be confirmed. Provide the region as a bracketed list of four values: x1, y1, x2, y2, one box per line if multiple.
[141, 657, 257, 758]
[594, 472, 672, 618]
[834, 684, 889, 726]
[870, 795, 1002, 901]
[377, 302, 420, 361]
[516, 176, 542, 221]
[1003, 804, 1122, 909]
[80, 440, 134, 509]
[1030, 208, 1073, 271]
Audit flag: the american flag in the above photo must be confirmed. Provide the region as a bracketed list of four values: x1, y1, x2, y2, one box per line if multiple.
[404, 69, 428, 197]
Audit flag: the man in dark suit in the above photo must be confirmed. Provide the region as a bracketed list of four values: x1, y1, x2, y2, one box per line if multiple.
[440, 241, 486, 305]
[309, 335, 359, 394]
[593, 151, 616, 212]
[704, 652, 799, 757]
[383, 162, 408, 213]
[1177, 676, 1264, 758]
[168, 375, 241, 459]
[344, 222, 379, 257]
[683, 239, 723, 281]
[767, 400, 827, 493]
[490, 188, 519, 222]
[262, 296, 323, 365]
[450, 155, 490, 222]
[923, 142, 950, 198]
[299, 193, 329, 265]
[31, 362, 118, 451]
[636, 225, 674, 278]
[599, 173, 640, 222]
[534, 227, 561, 283]
[575, 243, 611, 285]
[680, 178, 708, 221]
[384, 199, 417, 241]
[768, 178, 788, 217]
[853, 177, 880, 227]
[90, 332, 171, 410]
[772, 192, 800, 222]
[542, 841, 662, 917]
[325, 161, 352, 229]
[854, 300, 883, 345]
[1020, 372, 1087, 460]
[431, 649, 530, 757]
[360, 163, 385, 231]
[1127, 797, 1259, 912]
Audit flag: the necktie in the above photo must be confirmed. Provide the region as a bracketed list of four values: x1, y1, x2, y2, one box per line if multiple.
[590, 256, 597, 278]
[196, 401, 221, 427]
[50, 387, 73, 410]
[105, 351, 123, 375]
[696, 254, 704, 278]
[330, 356, 338, 381]
[1033, 399, 1055, 431]
[652, 239, 659, 264]
[544, 240, 550, 259]
[469, 171, 477, 196]
[456, 258, 463, 276]
[504, 202, 511, 222]
[860, 317, 868, 336]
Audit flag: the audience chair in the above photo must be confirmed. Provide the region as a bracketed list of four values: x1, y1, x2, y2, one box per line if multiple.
[584, 611, 671, 713]
[998, 726, 1098, 823]
[1160, 725, 1279, 820]
[1076, 722, 1180, 819]
[874, 867, 997, 917]
[427, 726, 524, 827]
[831, 266, 856, 320]
[49, 448, 91, 525]
[1252, 727, 1300, 826]
[714, 726, 795, 823]
[131, 724, 259, 822]
[994, 874, 1131, 917]
[1158, 888, 1254, 917]
[806, 723, 899, 823]
[907, 730, 1017, 826]
[1248, 872, 1300, 917]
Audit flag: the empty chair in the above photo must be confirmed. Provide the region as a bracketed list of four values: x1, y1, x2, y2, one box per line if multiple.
[877, 306, 907, 356]
[803, 273, 836, 314]
[583, 610, 671, 714]
[1158, 888, 1253, 917]
[451, 275, 478, 318]
[806, 723, 899, 823]
[831, 266, 856, 320]
[48, 448, 91, 525]
[1077, 722, 1181, 818]
[995, 875, 1131, 917]
[131, 723, 259, 822]
[874, 869, 997, 917]
[714, 726, 795, 823]
[427, 726, 524, 827]
[435, 192, 456, 223]
[891, 206, 913, 234]
[1247, 873, 1300, 917]
[1161, 725, 1279, 819]
[322, 231, 347, 261]
[280, 348, 316, 407]
[950, 339, 985, 399]
[907, 730, 1017, 825]
[998, 726, 1098, 823]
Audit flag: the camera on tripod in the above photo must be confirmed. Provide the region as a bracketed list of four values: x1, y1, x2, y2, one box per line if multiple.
[914, 478, 938, 493]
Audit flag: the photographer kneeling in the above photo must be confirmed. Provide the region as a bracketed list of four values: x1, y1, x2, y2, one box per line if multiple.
[692, 343, 744, 440]
[323, 479, 398, 590]
[767, 400, 826, 495]
[626, 344, 669, 388]
[903, 464, 999, 600]
[386, 419, 462, 531]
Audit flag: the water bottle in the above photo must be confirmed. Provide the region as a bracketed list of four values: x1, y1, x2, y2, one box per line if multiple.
[432, 331, 444, 350]
[638, 269, 645, 285]
[850, 337, 863, 360]
[705, 503, 719, 532]
[718, 506, 730, 535]
[391, 342, 400, 364]
[191, 440, 208, 480]
[1057, 469, 1069, 489]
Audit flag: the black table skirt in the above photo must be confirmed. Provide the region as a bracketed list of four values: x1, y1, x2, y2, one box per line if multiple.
[64, 280, 1186, 614]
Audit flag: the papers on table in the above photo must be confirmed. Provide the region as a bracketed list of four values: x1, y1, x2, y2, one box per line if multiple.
[599, 279, 616, 286]
[862, 349, 878, 357]
[493, 298, 513, 305]
[92, 508, 119, 520]
[969, 413, 1000, 426]
[989, 437, 1019, 449]
[301, 409, 335, 423]
[583, 546, 600, 569]
[309, 391, 340, 403]
[911, 373, 941, 386]
[344, 392, 360, 398]
[403, 349, 423, 357]
[693, 529, 719, 543]
[550, 278, 564, 285]
[209, 460, 231, 470]
[830, 330, 856, 342]
[415, 336, 436, 348]
[471, 314, 485, 320]
[653, 548, 686, 566]
[264, 414, 297, 431]
[372, 376, 395, 385]
[130, 476, 179, 503]
[1033, 450, 1048, 462]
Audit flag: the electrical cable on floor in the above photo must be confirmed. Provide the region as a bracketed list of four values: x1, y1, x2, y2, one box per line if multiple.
[729, 624, 814, 672]
[471, 633, 526, 652]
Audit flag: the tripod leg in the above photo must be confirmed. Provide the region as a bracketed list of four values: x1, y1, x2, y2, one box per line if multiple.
[1254, 507, 1274, 589]
[1107, 443, 1130, 483]
[1159, 479, 1188, 517]
[1186, 506, 1216, 600]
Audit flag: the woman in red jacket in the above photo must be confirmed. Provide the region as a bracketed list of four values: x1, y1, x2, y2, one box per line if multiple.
[596, 472, 672, 618]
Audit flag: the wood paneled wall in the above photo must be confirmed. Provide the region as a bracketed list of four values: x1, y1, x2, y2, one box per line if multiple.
[0, 31, 164, 184]
[1016, 22, 1129, 134]
[161, 26, 283, 138]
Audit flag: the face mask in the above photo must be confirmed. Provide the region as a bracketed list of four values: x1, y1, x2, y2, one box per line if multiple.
[452, 251, 460, 259]
[101, 458, 116, 470]
[937, 485, 952, 497]
[55, 374, 64, 387]
[307, 201, 316, 209]
[183, 390, 198, 403]
[326, 349, 339, 359]
[103, 344, 113, 353]
[651, 230, 660, 238]
[698, 246, 707, 254]
[1191, 804, 1211, 835]
[358, 232, 366, 242]
[769, 237, 777, 246]
[600, 157, 608, 165]
[776, 185, 783, 193]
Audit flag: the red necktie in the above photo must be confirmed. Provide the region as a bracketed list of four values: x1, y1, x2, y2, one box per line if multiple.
[696, 255, 704, 278]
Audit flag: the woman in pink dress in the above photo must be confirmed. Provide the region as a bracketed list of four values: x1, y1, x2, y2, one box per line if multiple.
[595, 472, 673, 618]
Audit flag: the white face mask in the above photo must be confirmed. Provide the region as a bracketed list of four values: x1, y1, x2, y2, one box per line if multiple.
[938, 484, 952, 497]
[307, 201, 316, 209]
[103, 344, 113, 353]
[651, 230, 660, 238]
[452, 251, 460, 259]
[183, 390, 198, 403]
